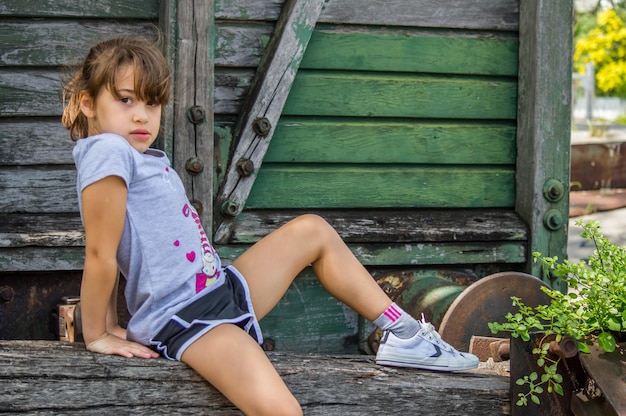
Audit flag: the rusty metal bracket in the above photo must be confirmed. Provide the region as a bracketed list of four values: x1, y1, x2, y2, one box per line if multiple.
[469, 335, 510, 362]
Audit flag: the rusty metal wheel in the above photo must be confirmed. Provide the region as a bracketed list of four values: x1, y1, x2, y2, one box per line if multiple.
[438, 271, 551, 352]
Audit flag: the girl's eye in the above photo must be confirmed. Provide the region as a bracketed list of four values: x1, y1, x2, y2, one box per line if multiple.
[147, 100, 158, 107]
[120, 97, 132, 104]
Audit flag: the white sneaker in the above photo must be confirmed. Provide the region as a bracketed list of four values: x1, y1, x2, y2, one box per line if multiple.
[375, 316, 479, 371]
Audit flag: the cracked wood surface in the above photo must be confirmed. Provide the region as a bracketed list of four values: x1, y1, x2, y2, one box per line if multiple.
[0, 341, 509, 415]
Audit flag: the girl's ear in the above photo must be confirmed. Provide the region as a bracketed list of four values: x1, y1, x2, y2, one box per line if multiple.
[79, 92, 95, 118]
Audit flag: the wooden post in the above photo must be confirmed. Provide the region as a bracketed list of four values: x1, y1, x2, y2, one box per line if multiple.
[158, 0, 177, 161]
[515, 0, 572, 286]
[165, 0, 215, 232]
[213, 0, 326, 244]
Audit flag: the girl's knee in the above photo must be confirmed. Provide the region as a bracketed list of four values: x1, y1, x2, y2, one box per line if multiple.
[292, 214, 335, 239]
[294, 213, 328, 227]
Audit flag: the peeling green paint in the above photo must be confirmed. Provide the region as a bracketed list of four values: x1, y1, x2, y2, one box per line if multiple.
[260, 34, 270, 49]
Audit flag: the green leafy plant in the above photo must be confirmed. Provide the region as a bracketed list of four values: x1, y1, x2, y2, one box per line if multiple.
[489, 220, 626, 406]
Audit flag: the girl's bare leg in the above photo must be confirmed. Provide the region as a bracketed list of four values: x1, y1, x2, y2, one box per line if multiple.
[183, 215, 389, 414]
[181, 324, 302, 416]
[232, 214, 392, 321]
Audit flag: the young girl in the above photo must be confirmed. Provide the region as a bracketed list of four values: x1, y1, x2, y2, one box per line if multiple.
[62, 36, 478, 415]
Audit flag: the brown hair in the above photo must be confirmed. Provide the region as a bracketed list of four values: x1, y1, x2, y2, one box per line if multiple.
[62, 36, 171, 141]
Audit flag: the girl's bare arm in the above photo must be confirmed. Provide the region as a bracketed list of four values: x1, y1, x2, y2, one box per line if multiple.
[105, 271, 127, 340]
[80, 175, 157, 358]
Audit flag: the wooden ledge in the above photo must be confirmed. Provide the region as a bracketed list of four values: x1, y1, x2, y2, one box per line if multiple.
[0, 341, 510, 415]
[0, 209, 528, 272]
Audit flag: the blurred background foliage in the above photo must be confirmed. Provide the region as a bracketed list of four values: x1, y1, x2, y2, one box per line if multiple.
[575, 0, 626, 97]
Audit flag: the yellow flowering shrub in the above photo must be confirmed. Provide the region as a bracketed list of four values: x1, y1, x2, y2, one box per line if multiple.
[575, 8, 626, 97]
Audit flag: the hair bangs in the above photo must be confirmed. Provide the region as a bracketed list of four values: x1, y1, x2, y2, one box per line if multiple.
[101, 41, 171, 105]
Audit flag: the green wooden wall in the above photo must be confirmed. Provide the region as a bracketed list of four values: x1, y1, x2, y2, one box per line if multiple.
[211, 1, 530, 352]
[0, 1, 160, 271]
[0, 0, 572, 352]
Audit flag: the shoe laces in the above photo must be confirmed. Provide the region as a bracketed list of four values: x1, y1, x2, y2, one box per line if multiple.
[418, 314, 455, 353]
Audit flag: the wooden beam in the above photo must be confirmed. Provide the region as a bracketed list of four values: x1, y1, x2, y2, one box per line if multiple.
[221, 209, 528, 244]
[215, 0, 520, 31]
[213, 0, 325, 244]
[170, 0, 215, 231]
[515, 0, 572, 285]
[0, 341, 510, 415]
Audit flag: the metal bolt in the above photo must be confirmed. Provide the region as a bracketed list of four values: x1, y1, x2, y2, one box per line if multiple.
[190, 199, 204, 216]
[0, 286, 14, 303]
[187, 106, 206, 124]
[221, 200, 240, 217]
[543, 179, 565, 202]
[252, 117, 271, 136]
[549, 336, 579, 359]
[236, 158, 255, 177]
[185, 158, 204, 175]
[543, 209, 564, 231]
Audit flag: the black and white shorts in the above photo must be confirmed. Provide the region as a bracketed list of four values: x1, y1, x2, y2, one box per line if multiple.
[151, 265, 263, 360]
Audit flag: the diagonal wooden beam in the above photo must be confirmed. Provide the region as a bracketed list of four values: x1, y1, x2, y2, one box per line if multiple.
[213, 0, 326, 244]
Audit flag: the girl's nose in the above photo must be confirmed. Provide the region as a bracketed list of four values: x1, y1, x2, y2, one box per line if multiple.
[133, 104, 149, 123]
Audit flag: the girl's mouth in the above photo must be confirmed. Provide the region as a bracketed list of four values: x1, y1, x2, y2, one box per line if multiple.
[130, 129, 151, 141]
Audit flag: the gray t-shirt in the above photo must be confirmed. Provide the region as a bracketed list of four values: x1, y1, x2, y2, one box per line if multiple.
[73, 133, 222, 345]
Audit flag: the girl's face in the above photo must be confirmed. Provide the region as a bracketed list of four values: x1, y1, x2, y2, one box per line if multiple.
[80, 65, 162, 153]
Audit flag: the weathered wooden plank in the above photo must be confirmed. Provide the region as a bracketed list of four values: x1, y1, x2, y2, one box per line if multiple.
[0, 166, 75, 188]
[0, 247, 84, 271]
[218, 241, 526, 266]
[0, 68, 248, 118]
[245, 166, 515, 209]
[3, 69, 516, 121]
[0, 69, 61, 117]
[0, 230, 83, 248]
[0, 166, 77, 213]
[215, 24, 518, 76]
[284, 71, 518, 120]
[0, 214, 83, 248]
[0, 0, 159, 17]
[0, 118, 517, 166]
[353, 242, 525, 265]
[215, 22, 271, 67]
[215, 0, 519, 31]
[0, 208, 526, 253]
[171, 0, 215, 229]
[213, 70, 518, 122]
[0, 341, 510, 415]
[0, 21, 157, 66]
[1, 241, 525, 273]
[266, 118, 516, 165]
[215, 0, 326, 243]
[515, 1, 572, 280]
[302, 29, 518, 76]
[1, 187, 76, 213]
[0, 213, 82, 235]
[214, 70, 255, 115]
[0, 120, 72, 165]
[225, 209, 528, 244]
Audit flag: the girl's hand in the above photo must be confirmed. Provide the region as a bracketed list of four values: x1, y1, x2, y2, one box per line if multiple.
[107, 324, 127, 340]
[86, 332, 159, 359]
